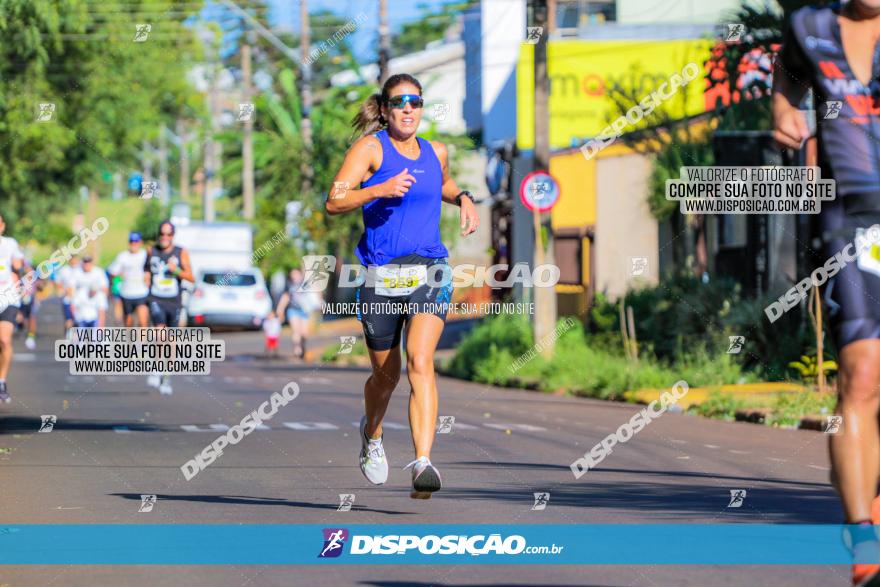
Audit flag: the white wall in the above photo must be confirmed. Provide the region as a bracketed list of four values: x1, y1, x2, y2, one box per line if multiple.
[616, 0, 742, 24]
[594, 152, 659, 299]
[481, 0, 526, 146]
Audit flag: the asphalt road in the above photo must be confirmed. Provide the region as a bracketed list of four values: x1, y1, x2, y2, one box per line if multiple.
[0, 304, 848, 586]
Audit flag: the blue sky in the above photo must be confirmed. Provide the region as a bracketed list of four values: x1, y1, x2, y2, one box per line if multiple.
[267, 0, 456, 62]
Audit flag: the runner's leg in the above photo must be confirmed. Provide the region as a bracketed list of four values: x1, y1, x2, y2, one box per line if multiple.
[289, 314, 304, 358]
[404, 313, 444, 459]
[136, 302, 149, 328]
[364, 346, 401, 439]
[830, 339, 880, 522]
[0, 319, 13, 381]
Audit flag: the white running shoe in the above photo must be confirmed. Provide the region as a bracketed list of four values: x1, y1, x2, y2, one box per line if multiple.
[359, 415, 388, 485]
[404, 456, 442, 499]
[147, 374, 161, 388]
[159, 376, 173, 395]
[24, 335, 35, 350]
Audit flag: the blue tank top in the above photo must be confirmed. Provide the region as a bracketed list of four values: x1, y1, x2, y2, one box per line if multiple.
[355, 129, 448, 266]
[782, 6, 880, 198]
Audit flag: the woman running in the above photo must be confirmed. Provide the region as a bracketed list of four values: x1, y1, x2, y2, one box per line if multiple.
[275, 268, 319, 360]
[326, 73, 479, 498]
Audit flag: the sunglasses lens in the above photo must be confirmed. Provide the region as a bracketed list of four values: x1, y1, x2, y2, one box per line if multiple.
[389, 95, 422, 109]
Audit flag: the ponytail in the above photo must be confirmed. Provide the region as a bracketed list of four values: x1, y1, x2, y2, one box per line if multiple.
[350, 73, 423, 140]
[351, 93, 385, 138]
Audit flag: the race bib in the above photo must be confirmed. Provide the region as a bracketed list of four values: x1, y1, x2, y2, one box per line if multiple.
[153, 275, 179, 297]
[374, 265, 427, 297]
[857, 226, 880, 278]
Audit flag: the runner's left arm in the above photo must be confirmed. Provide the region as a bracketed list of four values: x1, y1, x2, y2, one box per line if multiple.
[176, 249, 195, 284]
[11, 241, 23, 273]
[432, 140, 479, 236]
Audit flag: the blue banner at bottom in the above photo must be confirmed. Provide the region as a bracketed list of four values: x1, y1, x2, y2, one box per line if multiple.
[0, 524, 864, 565]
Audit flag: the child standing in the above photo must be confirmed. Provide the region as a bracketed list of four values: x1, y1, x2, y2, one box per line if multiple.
[263, 311, 281, 358]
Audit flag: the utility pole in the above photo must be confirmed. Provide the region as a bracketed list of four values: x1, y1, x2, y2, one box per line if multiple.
[533, 0, 557, 358]
[159, 124, 169, 204]
[378, 0, 390, 85]
[242, 43, 255, 219]
[204, 68, 219, 222]
[300, 0, 313, 199]
[142, 140, 153, 183]
[177, 118, 190, 203]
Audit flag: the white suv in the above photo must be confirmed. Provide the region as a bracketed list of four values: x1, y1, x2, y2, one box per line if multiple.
[186, 267, 271, 329]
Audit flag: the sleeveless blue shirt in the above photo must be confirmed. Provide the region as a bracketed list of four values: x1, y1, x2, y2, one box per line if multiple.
[355, 130, 448, 266]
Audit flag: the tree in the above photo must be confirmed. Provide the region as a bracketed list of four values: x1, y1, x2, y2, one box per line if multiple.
[0, 0, 203, 242]
[393, 1, 473, 56]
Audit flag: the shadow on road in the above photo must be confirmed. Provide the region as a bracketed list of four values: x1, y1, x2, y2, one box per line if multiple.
[453, 462, 832, 488]
[360, 583, 609, 587]
[435, 465, 839, 523]
[0, 416, 165, 434]
[110, 493, 414, 515]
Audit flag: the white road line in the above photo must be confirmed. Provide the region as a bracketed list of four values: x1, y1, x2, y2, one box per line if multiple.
[703, 444, 720, 449]
[809, 464, 830, 471]
[349, 421, 407, 430]
[15, 353, 36, 362]
[301, 376, 333, 385]
[449, 422, 478, 430]
[181, 424, 230, 433]
[113, 426, 131, 433]
[282, 422, 339, 430]
[484, 423, 547, 432]
[729, 450, 751, 455]
[766, 457, 787, 462]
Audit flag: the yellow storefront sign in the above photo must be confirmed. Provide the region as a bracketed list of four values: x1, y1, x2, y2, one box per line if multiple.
[517, 39, 714, 150]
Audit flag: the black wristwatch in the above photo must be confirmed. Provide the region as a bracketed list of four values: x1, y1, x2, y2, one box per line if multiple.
[455, 190, 474, 207]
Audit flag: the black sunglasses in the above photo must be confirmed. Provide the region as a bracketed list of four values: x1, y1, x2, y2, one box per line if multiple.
[387, 94, 423, 109]
[159, 231, 173, 237]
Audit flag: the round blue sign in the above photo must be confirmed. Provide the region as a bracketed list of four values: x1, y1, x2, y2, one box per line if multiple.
[519, 171, 560, 212]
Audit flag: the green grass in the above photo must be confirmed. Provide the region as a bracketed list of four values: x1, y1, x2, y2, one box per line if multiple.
[26, 194, 245, 269]
[24, 198, 150, 267]
[446, 313, 756, 400]
[320, 339, 368, 364]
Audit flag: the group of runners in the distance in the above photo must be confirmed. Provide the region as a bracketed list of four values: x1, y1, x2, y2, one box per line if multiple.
[0, 219, 195, 398]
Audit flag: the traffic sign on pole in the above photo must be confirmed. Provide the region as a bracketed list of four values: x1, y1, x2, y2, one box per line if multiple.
[519, 170, 560, 213]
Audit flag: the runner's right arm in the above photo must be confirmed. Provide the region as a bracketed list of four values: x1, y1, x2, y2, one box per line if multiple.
[143, 252, 152, 289]
[772, 21, 812, 149]
[275, 292, 289, 318]
[325, 135, 415, 215]
[108, 253, 122, 278]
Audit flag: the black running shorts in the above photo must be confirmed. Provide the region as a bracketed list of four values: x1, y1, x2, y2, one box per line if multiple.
[0, 304, 18, 324]
[821, 196, 880, 349]
[148, 298, 181, 327]
[122, 296, 148, 318]
[356, 254, 453, 351]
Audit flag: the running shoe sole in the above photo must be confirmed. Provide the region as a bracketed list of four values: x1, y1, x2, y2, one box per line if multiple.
[859, 570, 880, 587]
[411, 466, 441, 499]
